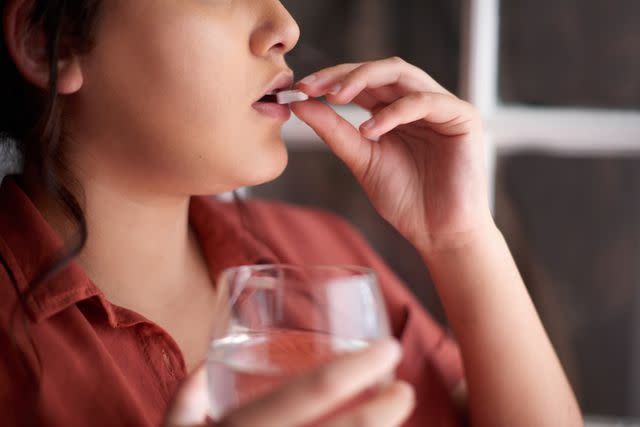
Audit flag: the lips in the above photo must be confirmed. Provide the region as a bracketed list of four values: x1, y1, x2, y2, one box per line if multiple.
[252, 102, 292, 121]
[252, 72, 295, 121]
[256, 73, 295, 103]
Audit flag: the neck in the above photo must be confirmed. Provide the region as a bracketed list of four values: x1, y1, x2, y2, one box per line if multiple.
[21, 164, 202, 312]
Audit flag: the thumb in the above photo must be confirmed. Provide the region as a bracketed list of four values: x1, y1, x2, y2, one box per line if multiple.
[291, 100, 374, 183]
[163, 364, 212, 427]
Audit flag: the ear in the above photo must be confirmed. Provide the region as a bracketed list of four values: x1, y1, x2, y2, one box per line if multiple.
[3, 0, 84, 95]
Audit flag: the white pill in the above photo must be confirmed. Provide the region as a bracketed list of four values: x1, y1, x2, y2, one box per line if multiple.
[276, 90, 309, 104]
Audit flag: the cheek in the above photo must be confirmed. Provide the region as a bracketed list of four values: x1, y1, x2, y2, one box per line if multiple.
[76, 6, 287, 193]
[89, 8, 241, 138]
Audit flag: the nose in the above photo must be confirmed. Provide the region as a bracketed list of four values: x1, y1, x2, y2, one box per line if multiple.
[250, 0, 300, 58]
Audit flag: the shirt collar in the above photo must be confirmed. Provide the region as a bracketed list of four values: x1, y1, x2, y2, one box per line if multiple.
[0, 175, 278, 323]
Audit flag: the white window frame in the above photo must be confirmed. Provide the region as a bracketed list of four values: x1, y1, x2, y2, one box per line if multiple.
[460, 0, 640, 155]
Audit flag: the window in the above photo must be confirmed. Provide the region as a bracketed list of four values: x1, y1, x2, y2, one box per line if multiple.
[253, 0, 640, 422]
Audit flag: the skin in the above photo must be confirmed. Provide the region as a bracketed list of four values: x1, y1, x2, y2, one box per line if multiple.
[3, 0, 582, 426]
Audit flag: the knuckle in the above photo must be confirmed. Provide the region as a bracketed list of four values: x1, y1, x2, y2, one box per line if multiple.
[346, 64, 370, 83]
[460, 99, 474, 111]
[339, 63, 364, 82]
[413, 92, 432, 103]
[332, 63, 355, 76]
[462, 101, 482, 121]
[332, 63, 351, 72]
[388, 56, 405, 66]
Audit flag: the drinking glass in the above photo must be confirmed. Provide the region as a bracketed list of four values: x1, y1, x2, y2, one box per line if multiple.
[207, 264, 392, 421]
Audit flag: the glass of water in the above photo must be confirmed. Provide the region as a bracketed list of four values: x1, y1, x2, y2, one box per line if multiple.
[207, 264, 392, 421]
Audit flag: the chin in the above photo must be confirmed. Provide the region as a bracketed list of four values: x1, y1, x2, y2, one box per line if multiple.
[244, 141, 289, 187]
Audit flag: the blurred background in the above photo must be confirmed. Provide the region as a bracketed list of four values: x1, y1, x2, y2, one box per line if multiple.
[251, 0, 640, 424]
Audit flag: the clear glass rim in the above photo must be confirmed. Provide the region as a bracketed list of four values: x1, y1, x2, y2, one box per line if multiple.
[219, 263, 377, 281]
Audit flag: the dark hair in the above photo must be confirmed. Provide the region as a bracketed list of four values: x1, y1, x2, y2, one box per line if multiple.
[0, 5, 261, 419]
[1, 0, 103, 272]
[0, 1, 104, 420]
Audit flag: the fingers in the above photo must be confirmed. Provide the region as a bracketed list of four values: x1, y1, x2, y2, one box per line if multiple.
[296, 63, 363, 97]
[163, 364, 211, 427]
[297, 57, 451, 107]
[219, 339, 402, 427]
[320, 381, 416, 427]
[359, 92, 479, 140]
[330, 57, 434, 105]
[290, 100, 375, 183]
[351, 90, 383, 112]
[296, 63, 385, 111]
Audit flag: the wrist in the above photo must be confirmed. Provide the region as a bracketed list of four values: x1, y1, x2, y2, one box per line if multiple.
[415, 219, 503, 264]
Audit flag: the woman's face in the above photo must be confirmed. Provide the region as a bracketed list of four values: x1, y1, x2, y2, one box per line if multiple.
[64, 0, 300, 196]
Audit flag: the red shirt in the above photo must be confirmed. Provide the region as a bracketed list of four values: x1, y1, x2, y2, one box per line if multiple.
[0, 175, 465, 426]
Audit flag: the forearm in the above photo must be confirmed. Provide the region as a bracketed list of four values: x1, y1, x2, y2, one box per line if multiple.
[420, 224, 582, 427]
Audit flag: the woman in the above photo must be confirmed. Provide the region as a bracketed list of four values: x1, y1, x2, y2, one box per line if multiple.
[0, 0, 582, 426]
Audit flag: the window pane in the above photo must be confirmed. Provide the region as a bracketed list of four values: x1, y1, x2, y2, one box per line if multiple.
[500, 0, 640, 109]
[496, 154, 640, 417]
[282, 0, 461, 93]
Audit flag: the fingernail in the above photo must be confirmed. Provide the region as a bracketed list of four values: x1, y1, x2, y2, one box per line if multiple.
[299, 74, 317, 85]
[361, 118, 376, 131]
[329, 83, 342, 95]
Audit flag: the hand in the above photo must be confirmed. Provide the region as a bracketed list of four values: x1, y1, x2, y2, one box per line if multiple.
[163, 340, 414, 427]
[292, 57, 494, 254]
